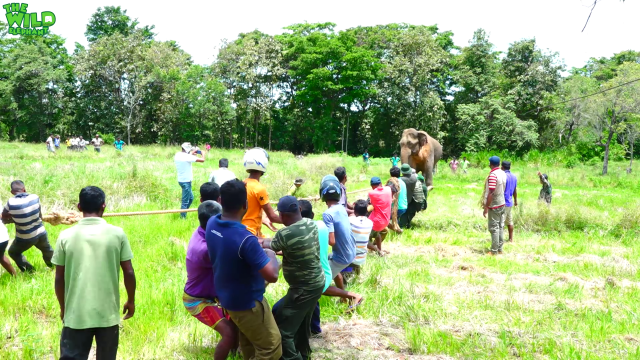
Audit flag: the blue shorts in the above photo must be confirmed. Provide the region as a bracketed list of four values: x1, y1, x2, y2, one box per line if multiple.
[397, 208, 407, 217]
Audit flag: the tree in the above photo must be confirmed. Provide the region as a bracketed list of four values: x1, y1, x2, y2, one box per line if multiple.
[583, 63, 640, 175]
[560, 75, 599, 144]
[85, 6, 154, 43]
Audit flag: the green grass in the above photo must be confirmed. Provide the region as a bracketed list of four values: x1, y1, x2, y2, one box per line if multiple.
[0, 141, 639, 359]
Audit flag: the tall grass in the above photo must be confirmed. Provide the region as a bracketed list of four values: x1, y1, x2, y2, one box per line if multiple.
[0, 142, 639, 359]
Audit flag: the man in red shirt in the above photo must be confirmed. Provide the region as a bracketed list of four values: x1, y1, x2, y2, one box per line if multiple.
[367, 177, 392, 255]
[482, 156, 507, 255]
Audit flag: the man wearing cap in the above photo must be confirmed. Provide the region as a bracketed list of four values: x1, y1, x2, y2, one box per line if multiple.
[502, 161, 517, 242]
[398, 164, 418, 228]
[175, 143, 206, 219]
[367, 177, 392, 254]
[261, 196, 325, 360]
[482, 156, 507, 255]
[287, 178, 305, 196]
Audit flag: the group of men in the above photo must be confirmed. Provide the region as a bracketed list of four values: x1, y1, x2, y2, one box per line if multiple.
[45, 134, 127, 153]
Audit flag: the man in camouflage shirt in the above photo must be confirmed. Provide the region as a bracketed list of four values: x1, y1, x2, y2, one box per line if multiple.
[537, 172, 552, 204]
[261, 196, 325, 360]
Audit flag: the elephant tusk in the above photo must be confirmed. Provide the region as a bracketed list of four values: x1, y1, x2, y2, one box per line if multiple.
[427, 186, 434, 192]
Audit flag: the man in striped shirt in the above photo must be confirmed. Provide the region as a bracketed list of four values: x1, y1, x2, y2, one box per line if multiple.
[482, 157, 507, 256]
[1, 180, 54, 272]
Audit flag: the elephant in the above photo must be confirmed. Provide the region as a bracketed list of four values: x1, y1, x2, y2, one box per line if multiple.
[399, 128, 443, 188]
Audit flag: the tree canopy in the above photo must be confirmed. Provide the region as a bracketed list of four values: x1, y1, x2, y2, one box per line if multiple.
[0, 7, 639, 171]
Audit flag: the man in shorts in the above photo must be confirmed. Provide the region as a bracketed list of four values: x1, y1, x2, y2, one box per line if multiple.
[502, 161, 517, 242]
[367, 177, 392, 255]
[184, 200, 237, 360]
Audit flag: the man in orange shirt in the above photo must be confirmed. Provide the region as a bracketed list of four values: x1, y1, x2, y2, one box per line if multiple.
[242, 148, 282, 237]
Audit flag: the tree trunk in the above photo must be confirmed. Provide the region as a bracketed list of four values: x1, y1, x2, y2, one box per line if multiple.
[268, 117, 272, 151]
[243, 123, 247, 149]
[628, 136, 634, 173]
[602, 130, 615, 175]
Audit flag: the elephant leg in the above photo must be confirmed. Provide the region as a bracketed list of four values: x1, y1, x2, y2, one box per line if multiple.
[425, 164, 434, 187]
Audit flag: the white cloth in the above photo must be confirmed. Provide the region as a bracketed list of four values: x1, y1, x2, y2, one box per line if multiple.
[0, 221, 9, 243]
[175, 152, 198, 182]
[209, 168, 236, 186]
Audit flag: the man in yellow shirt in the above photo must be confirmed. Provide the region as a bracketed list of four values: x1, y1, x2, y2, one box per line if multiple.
[242, 148, 281, 237]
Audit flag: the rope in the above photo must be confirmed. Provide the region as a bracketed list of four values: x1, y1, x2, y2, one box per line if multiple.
[42, 187, 373, 226]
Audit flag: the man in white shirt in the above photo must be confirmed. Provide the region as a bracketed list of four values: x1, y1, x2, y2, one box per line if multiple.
[0, 212, 17, 276]
[175, 143, 205, 219]
[209, 158, 236, 187]
[46, 134, 55, 152]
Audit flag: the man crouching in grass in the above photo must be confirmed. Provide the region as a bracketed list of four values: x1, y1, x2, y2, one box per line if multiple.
[53, 186, 136, 360]
[183, 200, 238, 360]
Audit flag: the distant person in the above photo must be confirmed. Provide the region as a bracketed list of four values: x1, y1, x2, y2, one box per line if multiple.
[175, 143, 206, 219]
[206, 179, 282, 360]
[1, 180, 54, 272]
[350, 199, 373, 268]
[0, 209, 16, 276]
[482, 156, 507, 255]
[399, 164, 418, 228]
[537, 172, 552, 205]
[261, 196, 325, 360]
[502, 161, 517, 242]
[334, 167, 354, 216]
[46, 134, 55, 152]
[199, 182, 220, 203]
[65, 138, 71, 149]
[54, 135, 61, 150]
[70, 136, 78, 151]
[183, 200, 237, 360]
[367, 177, 392, 255]
[242, 148, 282, 237]
[209, 158, 236, 187]
[52, 186, 136, 360]
[462, 156, 470, 174]
[287, 178, 305, 196]
[79, 136, 88, 151]
[205, 143, 211, 153]
[114, 137, 126, 151]
[91, 135, 104, 153]
[362, 149, 370, 166]
[390, 152, 400, 167]
[449, 157, 459, 174]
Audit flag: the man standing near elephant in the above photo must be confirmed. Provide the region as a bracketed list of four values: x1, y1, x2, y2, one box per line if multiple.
[399, 164, 418, 228]
[482, 156, 507, 255]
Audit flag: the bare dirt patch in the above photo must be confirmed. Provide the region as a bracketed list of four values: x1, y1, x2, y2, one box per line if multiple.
[311, 318, 453, 360]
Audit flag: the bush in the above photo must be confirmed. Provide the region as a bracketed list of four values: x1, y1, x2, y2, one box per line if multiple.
[565, 156, 580, 169]
[100, 133, 116, 146]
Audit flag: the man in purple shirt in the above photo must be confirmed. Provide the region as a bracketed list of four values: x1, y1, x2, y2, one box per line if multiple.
[502, 161, 518, 242]
[183, 200, 237, 360]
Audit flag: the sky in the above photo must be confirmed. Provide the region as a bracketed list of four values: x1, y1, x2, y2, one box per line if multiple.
[10, 0, 640, 69]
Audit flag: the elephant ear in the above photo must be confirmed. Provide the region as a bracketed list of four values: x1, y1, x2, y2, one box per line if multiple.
[418, 131, 429, 147]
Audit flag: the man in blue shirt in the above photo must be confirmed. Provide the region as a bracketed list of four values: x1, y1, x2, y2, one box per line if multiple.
[206, 179, 282, 360]
[502, 161, 518, 242]
[113, 138, 126, 151]
[319, 175, 363, 311]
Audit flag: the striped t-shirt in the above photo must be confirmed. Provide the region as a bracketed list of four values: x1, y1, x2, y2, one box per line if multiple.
[4, 193, 46, 240]
[349, 216, 373, 266]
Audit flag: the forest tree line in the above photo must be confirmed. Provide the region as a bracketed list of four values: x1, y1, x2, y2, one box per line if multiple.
[1, 6, 639, 173]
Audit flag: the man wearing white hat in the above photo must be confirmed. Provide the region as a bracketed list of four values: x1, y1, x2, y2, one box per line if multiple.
[175, 143, 206, 219]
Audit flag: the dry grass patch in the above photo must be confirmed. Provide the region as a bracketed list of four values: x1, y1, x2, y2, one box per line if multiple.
[311, 318, 452, 360]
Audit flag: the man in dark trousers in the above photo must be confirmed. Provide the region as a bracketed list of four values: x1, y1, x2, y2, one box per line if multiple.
[398, 164, 418, 228]
[53, 186, 136, 360]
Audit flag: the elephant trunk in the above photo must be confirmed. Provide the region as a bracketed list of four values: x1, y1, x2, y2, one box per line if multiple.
[400, 147, 411, 166]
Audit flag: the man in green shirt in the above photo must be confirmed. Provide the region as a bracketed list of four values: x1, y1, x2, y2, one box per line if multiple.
[261, 196, 325, 360]
[53, 186, 136, 360]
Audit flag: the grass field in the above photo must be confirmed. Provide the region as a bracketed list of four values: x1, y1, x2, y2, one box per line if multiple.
[1, 142, 639, 360]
